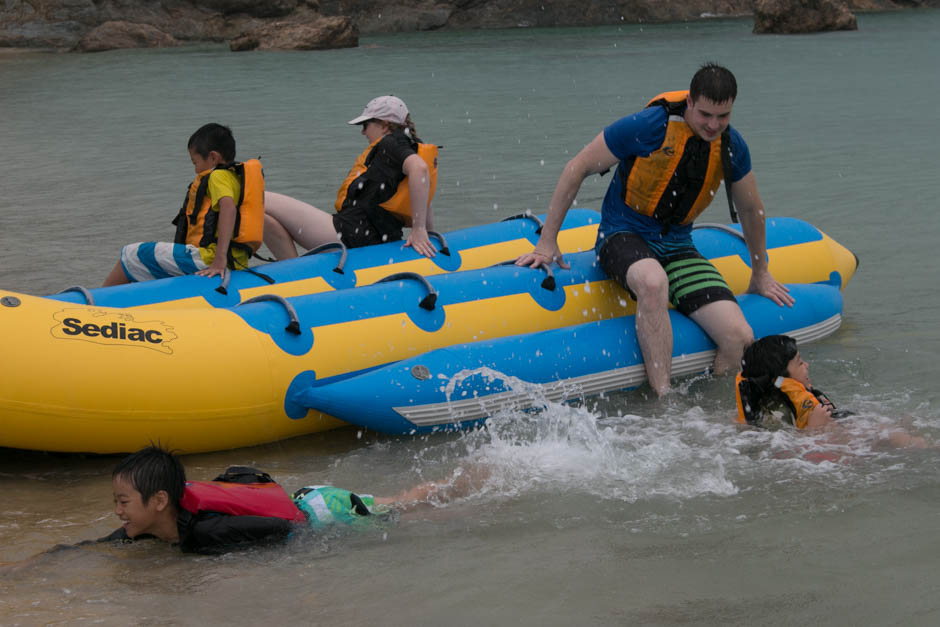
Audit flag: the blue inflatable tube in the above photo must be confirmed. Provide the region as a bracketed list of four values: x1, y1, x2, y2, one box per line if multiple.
[292, 283, 843, 435]
[47, 210, 600, 309]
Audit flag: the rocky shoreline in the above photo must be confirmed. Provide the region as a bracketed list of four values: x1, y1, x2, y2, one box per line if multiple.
[1, 0, 937, 53]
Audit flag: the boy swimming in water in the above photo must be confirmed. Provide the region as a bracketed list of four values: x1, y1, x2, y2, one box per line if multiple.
[735, 334, 927, 448]
[106, 446, 302, 553]
[104, 446, 478, 554]
[1, 446, 481, 571]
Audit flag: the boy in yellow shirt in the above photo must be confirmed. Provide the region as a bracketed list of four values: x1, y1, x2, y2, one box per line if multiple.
[102, 123, 263, 286]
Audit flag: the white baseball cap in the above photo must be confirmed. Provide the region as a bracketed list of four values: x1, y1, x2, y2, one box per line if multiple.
[347, 95, 409, 125]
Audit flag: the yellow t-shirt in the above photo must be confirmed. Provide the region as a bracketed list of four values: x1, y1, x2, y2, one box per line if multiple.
[198, 169, 250, 268]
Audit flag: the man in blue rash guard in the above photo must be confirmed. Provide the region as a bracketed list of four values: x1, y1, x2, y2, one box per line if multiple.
[517, 63, 794, 396]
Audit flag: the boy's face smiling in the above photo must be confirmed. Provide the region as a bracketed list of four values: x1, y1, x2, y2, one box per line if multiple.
[112, 475, 170, 540]
[786, 351, 812, 388]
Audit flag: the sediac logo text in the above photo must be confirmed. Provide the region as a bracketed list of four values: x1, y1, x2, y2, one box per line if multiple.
[51, 309, 177, 354]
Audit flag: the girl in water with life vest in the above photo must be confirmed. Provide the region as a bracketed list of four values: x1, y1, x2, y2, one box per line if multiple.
[735, 335, 928, 449]
[263, 95, 440, 259]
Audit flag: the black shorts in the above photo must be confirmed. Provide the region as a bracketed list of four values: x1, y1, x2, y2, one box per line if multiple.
[332, 212, 401, 249]
[597, 231, 736, 315]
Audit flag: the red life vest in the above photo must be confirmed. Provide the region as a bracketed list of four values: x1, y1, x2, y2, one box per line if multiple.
[179, 480, 306, 523]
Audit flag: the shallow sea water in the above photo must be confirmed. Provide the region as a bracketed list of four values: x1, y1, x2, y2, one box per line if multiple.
[2, 10, 940, 625]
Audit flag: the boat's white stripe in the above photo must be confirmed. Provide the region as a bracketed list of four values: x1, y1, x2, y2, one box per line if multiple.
[393, 314, 842, 427]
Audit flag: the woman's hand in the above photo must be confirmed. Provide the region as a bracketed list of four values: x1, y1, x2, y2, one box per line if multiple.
[404, 226, 436, 258]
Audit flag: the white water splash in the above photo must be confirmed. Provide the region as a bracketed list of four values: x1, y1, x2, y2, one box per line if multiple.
[433, 368, 738, 504]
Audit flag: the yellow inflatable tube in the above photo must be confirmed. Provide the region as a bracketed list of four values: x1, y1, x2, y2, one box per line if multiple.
[0, 218, 857, 454]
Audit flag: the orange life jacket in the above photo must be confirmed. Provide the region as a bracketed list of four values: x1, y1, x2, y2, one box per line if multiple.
[735, 373, 821, 429]
[621, 91, 731, 229]
[334, 137, 438, 222]
[174, 159, 265, 256]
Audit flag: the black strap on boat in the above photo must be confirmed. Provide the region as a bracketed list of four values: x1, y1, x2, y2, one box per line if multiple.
[428, 230, 451, 256]
[691, 223, 746, 242]
[237, 294, 301, 335]
[301, 241, 349, 274]
[501, 212, 544, 234]
[214, 244, 275, 295]
[375, 272, 438, 311]
[493, 260, 556, 291]
[56, 286, 95, 306]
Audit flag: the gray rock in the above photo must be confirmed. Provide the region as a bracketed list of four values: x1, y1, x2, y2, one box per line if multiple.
[230, 14, 357, 50]
[200, 0, 299, 18]
[75, 20, 178, 52]
[1, 0, 352, 50]
[0, 19, 86, 48]
[753, 0, 859, 33]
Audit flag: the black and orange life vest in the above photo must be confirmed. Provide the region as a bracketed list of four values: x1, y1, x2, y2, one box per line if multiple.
[173, 159, 265, 257]
[735, 373, 834, 430]
[335, 137, 439, 223]
[620, 91, 735, 230]
[179, 466, 306, 523]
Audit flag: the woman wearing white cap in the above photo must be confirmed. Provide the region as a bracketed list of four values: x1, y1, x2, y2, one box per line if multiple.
[263, 95, 439, 258]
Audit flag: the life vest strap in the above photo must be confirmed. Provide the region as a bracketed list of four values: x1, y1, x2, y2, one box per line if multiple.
[720, 131, 737, 223]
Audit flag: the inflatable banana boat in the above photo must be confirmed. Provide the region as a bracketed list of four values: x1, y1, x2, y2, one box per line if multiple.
[301, 282, 844, 434]
[0, 213, 856, 454]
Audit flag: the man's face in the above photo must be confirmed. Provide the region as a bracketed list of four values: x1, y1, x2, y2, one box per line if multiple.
[684, 96, 733, 142]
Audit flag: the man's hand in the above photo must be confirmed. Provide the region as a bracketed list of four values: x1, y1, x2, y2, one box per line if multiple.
[515, 242, 569, 269]
[748, 270, 794, 307]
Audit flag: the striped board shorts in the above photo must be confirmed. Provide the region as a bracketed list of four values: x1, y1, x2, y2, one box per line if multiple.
[597, 231, 736, 315]
[120, 242, 208, 283]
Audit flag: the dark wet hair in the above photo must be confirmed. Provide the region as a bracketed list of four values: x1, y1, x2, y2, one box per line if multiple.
[741, 334, 798, 379]
[187, 123, 236, 163]
[112, 445, 186, 507]
[689, 62, 737, 104]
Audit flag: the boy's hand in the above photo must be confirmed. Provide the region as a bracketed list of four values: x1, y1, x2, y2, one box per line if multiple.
[196, 260, 226, 279]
